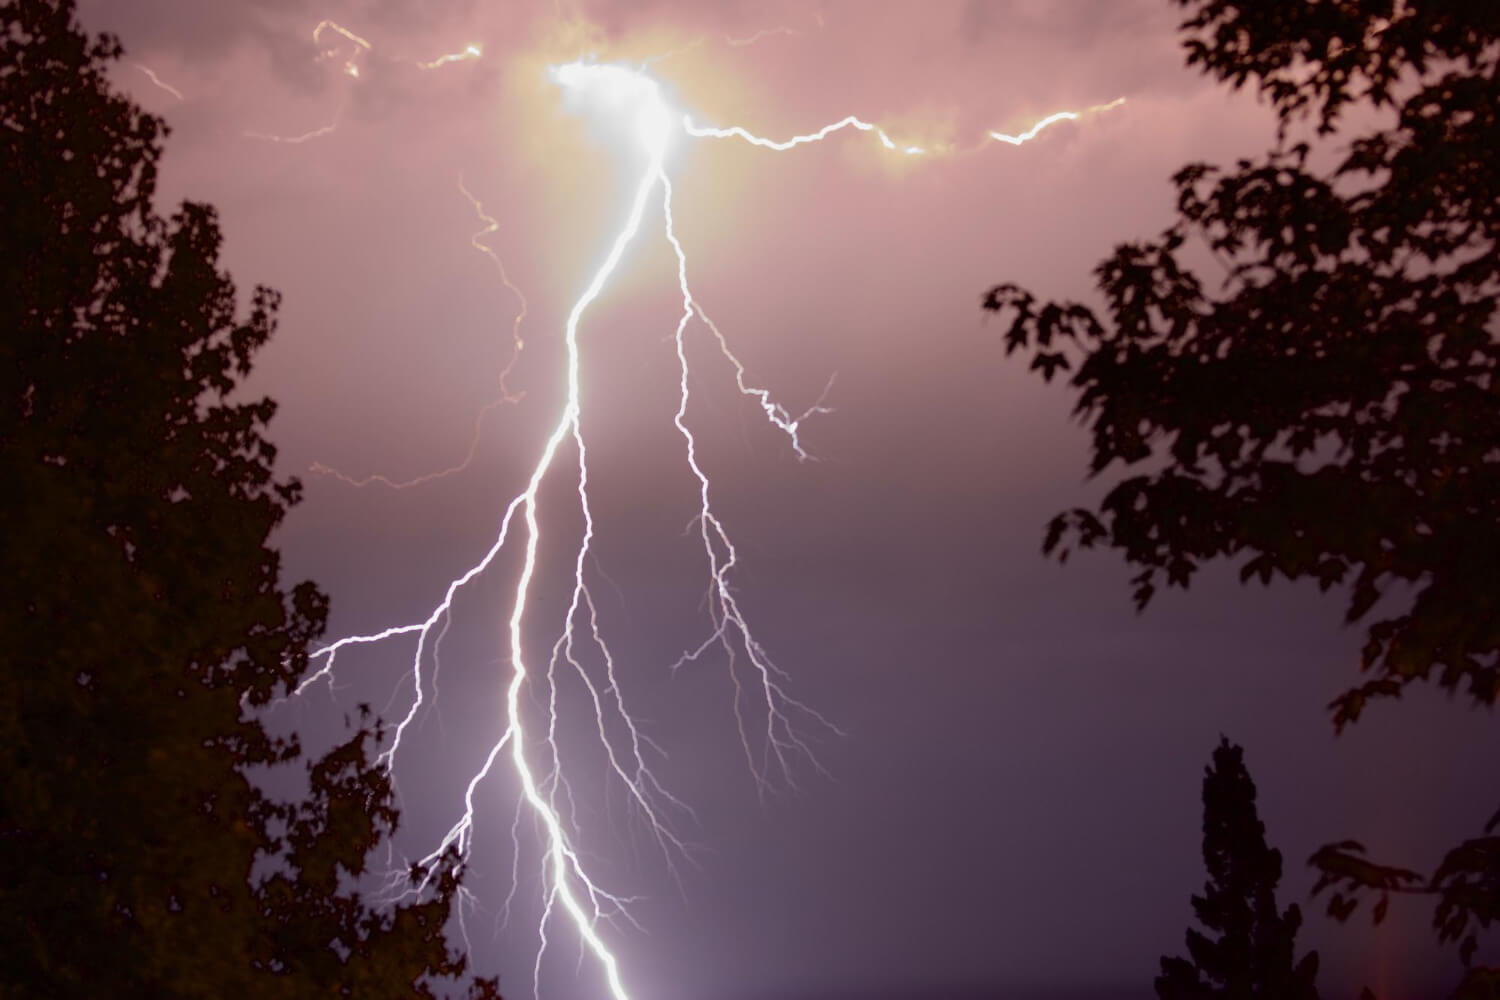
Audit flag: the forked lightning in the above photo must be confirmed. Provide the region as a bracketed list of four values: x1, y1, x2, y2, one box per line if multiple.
[296, 52, 1122, 1000]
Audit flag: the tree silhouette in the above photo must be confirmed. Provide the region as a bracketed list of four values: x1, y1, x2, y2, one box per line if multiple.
[0, 2, 498, 996]
[1157, 739, 1320, 1000]
[983, 0, 1497, 985]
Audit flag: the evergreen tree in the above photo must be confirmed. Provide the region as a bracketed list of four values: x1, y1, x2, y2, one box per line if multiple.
[1157, 739, 1320, 1000]
[0, 1, 499, 995]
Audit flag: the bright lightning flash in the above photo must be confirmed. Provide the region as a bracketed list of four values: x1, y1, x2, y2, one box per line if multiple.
[300, 55, 1121, 1000]
[301, 60, 834, 1000]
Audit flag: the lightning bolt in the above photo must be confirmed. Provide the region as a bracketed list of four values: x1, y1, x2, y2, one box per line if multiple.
[244, 121, 342, 145]
[315, 18, 483, 75]
[313, 19, 373, 52]
[688, 94, 1126, 157]
[296, 49, 1125, 1000]
[725, 27, 800, 47]
[302, 59, 836, 1000]
[311, 18, 370, 79]
[420, 43, 485, 70]
[988, 96, 1125, 146]
[248, 23, 484, 143]
[131, 62, 184, 102]
[308, 178, 528, 489]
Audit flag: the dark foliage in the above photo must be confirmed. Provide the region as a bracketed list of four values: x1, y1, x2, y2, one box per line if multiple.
[1157, 739, 1320, 1000]
[1310, 807, 1500, 977]
[983, 0, 1498, 987]
[0, 1, 499, 996]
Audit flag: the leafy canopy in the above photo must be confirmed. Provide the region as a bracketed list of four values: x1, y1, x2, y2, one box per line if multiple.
[984, 0, 1498, 985]
[986, 0, 1500, 729]
[0, 1, 498, 996]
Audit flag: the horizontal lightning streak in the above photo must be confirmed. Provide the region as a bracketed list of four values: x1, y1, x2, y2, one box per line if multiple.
[990, 109, 1078, 145]
[421, 44, 484, 70]
[244, 121, 340, 144]
[685, 113, 916, 154]
[688, 94, 1126, 157]
[990, 97, 1124, 145]
[726, 26, 799, 47]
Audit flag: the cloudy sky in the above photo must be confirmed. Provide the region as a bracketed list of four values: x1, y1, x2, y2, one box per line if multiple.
[77, 1, 1498, 998]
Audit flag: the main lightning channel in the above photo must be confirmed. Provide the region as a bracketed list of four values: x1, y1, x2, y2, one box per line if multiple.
[300, 60, 817, 1000]
[299, 52, 1124, 1000]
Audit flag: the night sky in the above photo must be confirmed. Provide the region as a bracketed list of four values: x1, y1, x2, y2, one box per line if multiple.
[77, 2, 1499, 998]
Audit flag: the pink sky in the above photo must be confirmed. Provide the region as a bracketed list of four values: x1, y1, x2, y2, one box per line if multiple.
[80, 2, 1498, 998]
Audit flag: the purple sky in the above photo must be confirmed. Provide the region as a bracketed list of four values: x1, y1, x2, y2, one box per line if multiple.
[79, 2, 1498, 998]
